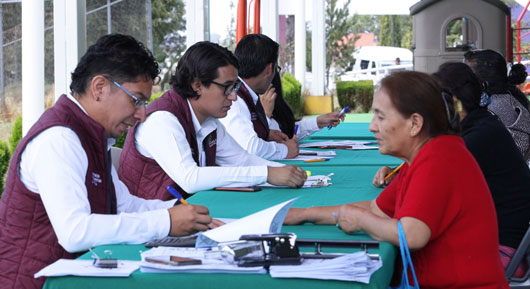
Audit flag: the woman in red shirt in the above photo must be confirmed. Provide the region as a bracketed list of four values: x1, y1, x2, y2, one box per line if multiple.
[285, 71, 508, 288]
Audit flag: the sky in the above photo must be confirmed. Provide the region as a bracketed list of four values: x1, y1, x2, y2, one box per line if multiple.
[209, 0, 530, 42]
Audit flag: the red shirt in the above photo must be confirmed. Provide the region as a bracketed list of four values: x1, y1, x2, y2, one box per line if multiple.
[376, 135, 508, 289]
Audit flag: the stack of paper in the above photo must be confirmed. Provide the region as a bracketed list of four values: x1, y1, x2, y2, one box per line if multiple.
[140, 247, 266, 274]
[300, 140, 378, 150]
[259, 174, 333, 188]
[269, 252, 382, 283]
[34, 259, 140, 278]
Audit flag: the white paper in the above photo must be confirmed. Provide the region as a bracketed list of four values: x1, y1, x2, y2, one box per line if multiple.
[140, 247, 266, 274]
[300, 141, 378, 150]
[34, 259, 140, 278]
[259, 175, 332, 188]
[269, 252, 382, 283]
[195, 198, 297, 248]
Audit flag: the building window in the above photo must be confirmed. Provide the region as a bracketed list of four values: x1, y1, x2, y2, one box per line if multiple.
[445, 17, 477, 51]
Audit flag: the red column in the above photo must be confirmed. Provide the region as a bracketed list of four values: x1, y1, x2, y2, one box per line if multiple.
[236, 0, 247, 44]
[254, 0, 260, 34]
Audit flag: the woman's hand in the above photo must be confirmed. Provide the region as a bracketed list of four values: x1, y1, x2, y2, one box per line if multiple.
[372, 166, 394, 187]
[259, 84, 277, 118]
[337, 204, 366, 234]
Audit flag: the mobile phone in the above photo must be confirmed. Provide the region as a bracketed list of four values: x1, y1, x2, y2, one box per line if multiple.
[213, 186, 261, 192]
[144, 256, 202, 266]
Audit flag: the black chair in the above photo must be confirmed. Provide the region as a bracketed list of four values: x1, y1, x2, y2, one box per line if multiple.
[506, 225, 530, 288]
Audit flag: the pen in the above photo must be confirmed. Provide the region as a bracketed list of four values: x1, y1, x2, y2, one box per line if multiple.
[304, 158, 331, 163]
[384, 163, 404, 181]
[318, 145, 351, 149]
[364, 141, 378, 145]
[167, 186, 189, 205]
[292, 124, 299, 140]
[328, 106, 350, 130]
[299, 152, 318, 155]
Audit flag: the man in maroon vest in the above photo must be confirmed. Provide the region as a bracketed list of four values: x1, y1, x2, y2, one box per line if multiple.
[118, 41, 307, 201]
[0, 34, 214, 289]
[219, 34, 300, 160]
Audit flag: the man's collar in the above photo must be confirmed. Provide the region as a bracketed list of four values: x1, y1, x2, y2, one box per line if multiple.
[239, 77, 259, 104]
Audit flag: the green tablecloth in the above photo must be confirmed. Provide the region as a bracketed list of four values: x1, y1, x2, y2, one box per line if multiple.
[284, 147, 401, 167]
[307, 123, 374, 140]
[44, 166, 397, 289]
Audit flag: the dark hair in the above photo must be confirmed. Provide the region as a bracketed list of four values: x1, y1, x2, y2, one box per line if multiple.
[270, 71, 296, 137]
[380, 71, 459, 137]
[234, 34, 279, 78]
[464, 49, 530, 109]
[433, 62, 483, 113]
[70, 34, 159, 94]
[170, 41, 239, 99]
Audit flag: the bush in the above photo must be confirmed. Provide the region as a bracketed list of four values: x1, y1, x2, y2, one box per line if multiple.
[9, 115, 22, 153]
[0, 140, 10, 195]
[281, 73, 303, 117]
[336, 80, 374, 112]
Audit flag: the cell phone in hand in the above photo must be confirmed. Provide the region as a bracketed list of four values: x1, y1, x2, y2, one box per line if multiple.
[145, 256, 202, 266]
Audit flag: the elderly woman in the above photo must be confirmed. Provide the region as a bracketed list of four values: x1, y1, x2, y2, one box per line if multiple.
[464, 49, 530, 164]
[285, 71, 508, 288]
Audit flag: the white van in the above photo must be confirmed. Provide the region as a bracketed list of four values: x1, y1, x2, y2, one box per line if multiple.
[341, 46, 413, 83]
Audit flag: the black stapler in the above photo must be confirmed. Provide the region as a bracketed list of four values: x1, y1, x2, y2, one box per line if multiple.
[236, 233, 302, 267]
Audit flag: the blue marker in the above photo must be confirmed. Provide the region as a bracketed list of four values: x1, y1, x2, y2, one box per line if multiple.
[167, 186, 189, 205]
[328, 106, 350, 130]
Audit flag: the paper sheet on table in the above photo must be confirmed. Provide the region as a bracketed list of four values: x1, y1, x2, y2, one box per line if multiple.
[34, 259, 140, 278]
[195, 198, 297, 248]
[269, 252, 382, 283]
[283, 150, 336, 161]
[139, 247, 266, 274]
[259, 174, 332, 188]
[300, 140, 378, 150]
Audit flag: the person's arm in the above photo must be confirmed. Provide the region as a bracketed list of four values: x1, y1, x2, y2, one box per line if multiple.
[294, 118, 320, 141]
[137, 112, 271, 191]
[219, 96, 288, 160]
[20, 127, 173, 253]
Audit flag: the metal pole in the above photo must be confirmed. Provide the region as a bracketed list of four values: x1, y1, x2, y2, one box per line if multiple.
[146, 0, 153, 51]
[107, 0, 111, 34]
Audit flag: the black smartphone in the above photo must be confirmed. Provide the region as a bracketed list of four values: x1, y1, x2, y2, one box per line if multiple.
[213, 186, 261, 192]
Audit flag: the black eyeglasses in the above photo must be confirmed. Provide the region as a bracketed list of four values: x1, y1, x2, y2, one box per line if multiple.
[211, 80, 242, 96]
[105, 76, 149, 107]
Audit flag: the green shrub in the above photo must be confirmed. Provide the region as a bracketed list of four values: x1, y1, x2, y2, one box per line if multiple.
[336, 80, 374, 112]
[9, 115, 22, 153]
[0, 140, 11, 196]
[281, 73, 303, 117]
[150, 91, 164, 102]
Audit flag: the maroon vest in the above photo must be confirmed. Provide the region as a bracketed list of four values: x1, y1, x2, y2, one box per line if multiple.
[237, 84, 270, 140]
[118, 89, 218, 201]
[0, 95, 116, 289]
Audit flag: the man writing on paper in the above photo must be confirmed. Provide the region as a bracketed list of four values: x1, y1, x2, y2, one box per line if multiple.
[0, 34, 213, 289]
[118, 41, 306, 201]
[219, 34, 342, 160]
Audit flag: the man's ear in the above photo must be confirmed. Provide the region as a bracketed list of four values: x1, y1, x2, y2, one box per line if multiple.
[409, 113, 424, 137]
[265, 63, 274, 77]
[191, 79, 202, 96]
[89, 75, 108, 102]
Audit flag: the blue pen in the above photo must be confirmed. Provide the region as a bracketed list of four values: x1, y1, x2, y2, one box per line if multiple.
[166, 186, 189, 205]
[292, 124, 299, 140]
[328, 106, 350, 130]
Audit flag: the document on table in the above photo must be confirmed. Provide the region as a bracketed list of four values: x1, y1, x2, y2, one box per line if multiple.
[282, 150, 336, 161]
[269, 251, 382, 283]
[259, 174, 333, 188]
[140, 247, 266, 274]
[195, 198, 297, 248]
[300, 140, 378, 150]
[34, 259, 140, 278]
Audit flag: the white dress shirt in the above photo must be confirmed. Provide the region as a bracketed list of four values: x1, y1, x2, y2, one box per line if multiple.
[135, 99, 281, 193]
[19, 94, 175, 253]
[267, 117, 320, 141]
[219, 79, 288, 160]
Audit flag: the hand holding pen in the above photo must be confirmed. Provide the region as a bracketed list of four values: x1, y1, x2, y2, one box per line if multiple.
[322, 106, 349, 130]
[372, 163, 404, 187]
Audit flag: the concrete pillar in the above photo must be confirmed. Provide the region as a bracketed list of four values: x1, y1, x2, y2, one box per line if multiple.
[311, 0, 325, 96]
[22, 0, 45, 135]
[294, 0, 305, 90]
[186, 0, 208, 47]
[261, 0, 278, 42]
[53, 0, 86, 104]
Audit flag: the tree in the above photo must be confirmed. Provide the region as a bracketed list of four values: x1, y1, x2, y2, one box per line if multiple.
[220, 0, 236, 52]
[325, 0, 357, 88]
[379, 15, 401, 47]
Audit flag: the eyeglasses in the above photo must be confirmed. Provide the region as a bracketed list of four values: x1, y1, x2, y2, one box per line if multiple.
[105, 76, 149, 107]
[210, 80, 242, 96]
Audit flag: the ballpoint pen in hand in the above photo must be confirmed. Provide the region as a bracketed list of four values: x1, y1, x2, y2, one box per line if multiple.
[292, 124, 299, 140]
[167, 186, 189, 205]
[384, 163, 404, 182]
[328, 106, 350, 130]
